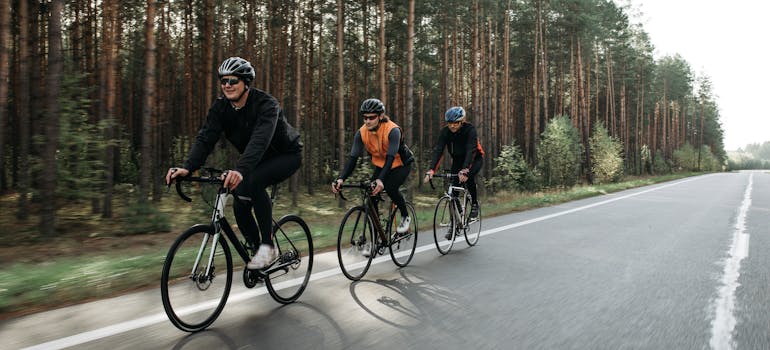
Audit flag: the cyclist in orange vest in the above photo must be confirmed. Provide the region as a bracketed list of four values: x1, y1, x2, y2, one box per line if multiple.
[332, 98, 414, 236]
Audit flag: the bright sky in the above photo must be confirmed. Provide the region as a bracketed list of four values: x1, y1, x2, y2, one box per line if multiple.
[624, 0, 770, 150]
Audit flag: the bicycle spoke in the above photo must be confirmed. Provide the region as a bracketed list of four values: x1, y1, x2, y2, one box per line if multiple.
[161, 226, 232, 332]
[433, 196, 455, 255]
[337, 207, 375, 280]
[265, 215, 313, 304]
[389, 202, 418, 267]
[464, 197, 481, 246]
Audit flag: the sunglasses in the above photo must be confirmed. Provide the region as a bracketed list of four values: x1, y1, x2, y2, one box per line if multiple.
[447, 120, 462, 126]
[220, 77, 241, 86]
[362, 114, 379, 121]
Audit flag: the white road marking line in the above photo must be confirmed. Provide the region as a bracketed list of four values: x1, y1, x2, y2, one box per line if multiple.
[709, 173, 752, 350]
[21, 176, 702, 350]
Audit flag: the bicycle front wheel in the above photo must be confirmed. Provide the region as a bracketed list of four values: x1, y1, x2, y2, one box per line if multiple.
[388, 202, 418, 267]
[265, 215, 314, 304]
[337, 206, 376, 281]
[161, 224, 233, 332]
[463, 197, 481, 246]
[433, 196, 455, 255]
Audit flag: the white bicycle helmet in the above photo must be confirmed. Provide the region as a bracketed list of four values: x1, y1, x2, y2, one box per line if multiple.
[218, 57, 255, 84]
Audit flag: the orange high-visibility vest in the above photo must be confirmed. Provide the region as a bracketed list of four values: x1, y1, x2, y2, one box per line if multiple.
[359, 119, 404, 168]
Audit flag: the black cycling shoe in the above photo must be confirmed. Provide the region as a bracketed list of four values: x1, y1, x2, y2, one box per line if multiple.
[469, 203, 479, 219]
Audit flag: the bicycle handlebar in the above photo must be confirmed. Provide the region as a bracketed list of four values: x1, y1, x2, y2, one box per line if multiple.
[427, 172, 459, 190]
[169, 167, 226, 202]
[333, 180, 376, 202]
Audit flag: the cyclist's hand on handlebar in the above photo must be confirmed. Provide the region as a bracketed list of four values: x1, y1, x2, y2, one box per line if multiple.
[222, 169, 243, 190]
[331, 179, 343, 194]
[166, 167, 190, 185]
[458, 168, 469, 183]
[423, 169, 434, 184]
[372, 179, 384, 195]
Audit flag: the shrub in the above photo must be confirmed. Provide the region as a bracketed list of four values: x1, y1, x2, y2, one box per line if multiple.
[589, 122, 624, 183]
[488, 141, 539, 191]
[537, 115, 583, 188]
[673, 143, 699, 171]
[653, 149, 671, 174]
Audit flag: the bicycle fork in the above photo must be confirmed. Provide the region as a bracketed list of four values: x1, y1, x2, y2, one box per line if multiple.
[189, 191, 231, 288]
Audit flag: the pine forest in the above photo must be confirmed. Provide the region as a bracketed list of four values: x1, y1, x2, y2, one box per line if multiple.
[0, 0, 726, 235]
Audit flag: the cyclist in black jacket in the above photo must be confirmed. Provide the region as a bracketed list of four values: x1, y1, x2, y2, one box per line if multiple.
[165, 57, 302, 270]
[423, 106, 485, 219]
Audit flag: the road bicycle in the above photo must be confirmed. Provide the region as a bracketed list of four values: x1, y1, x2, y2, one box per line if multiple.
[160, 168, 313, 332]
[335, 181, 418, 281]
[428, 172, 481, 255]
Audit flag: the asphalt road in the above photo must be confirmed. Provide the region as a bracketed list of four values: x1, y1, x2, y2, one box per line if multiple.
[3, 171, 769, 350]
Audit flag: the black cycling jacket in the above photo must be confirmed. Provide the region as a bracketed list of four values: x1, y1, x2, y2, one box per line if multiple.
[427, 123, 484, 172]
[183, 87, 302, 177]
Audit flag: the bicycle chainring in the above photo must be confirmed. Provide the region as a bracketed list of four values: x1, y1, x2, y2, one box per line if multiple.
[243, 268, 263, 288]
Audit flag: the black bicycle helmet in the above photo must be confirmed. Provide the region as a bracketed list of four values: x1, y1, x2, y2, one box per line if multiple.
[359, 98, 385, 115]
[444, 106, 466, 122]
[218, 57, 256, 84]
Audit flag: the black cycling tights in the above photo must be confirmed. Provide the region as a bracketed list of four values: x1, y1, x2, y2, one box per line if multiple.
[451, 155, 483, 205]
[371, 163, 412, 218]
[232, 152, 302, 248]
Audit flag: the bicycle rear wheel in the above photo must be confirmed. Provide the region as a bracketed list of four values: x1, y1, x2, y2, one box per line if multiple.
[337, 206, 376, 281]
[265, 215, 314, 304]
[463, 196, 481, 246]
[388, 202, 418, 267]
[433, 196, 456, 255]
[161, 224, 233, 332]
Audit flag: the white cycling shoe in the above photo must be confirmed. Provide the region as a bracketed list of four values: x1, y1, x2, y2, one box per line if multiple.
[396, 215, 411, 234]
[248, 244, 278, 270]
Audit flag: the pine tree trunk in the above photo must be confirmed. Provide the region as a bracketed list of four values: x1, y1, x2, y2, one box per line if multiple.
[203, 0, 214, 106]
[16, 0, 30, 220]
[100, 0, 120, 218]
[405, 0, 415, 153]
[291, 0, 302, 207]
[502, 0, 511, 147]
[40, 0, 64, 235]
[336, 0, 345, 207]
[0, 0, 10, 191]
[140, 0, 157, 205]
[538, 0, 548, 129]
[378, 0, 386, 104]
[532, 0, 540, 160]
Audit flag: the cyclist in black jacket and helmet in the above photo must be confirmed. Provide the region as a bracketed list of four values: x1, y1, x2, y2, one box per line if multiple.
[166, 57, 302, 270]
[423, 106, 485, 220]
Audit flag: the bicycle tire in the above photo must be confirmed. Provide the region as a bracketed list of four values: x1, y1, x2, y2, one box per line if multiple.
[161, 224, 233, 332]
[337, 206, 376, 281]
[265, 215, 314, 304]
[433, 196, 455, 255]
[463, 196, 481, 246]
[388, 202, 418, 267]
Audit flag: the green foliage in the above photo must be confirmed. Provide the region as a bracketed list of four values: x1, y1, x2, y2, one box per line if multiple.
[119, 201, 171, 235]
[640, 144, 652, 174]
[653, 149, 671, 174]
[488, 141, 539, 192]
[727, 154, 770, 170]
[673, 143, 698, 171]
[52, 72, 108, 201]
[537, 115, 583, 188]
[117, 137, 139, 185]
[589, 122, 624, 184]
[743, 141, 770, 161]
[699, 145, 723, 172]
